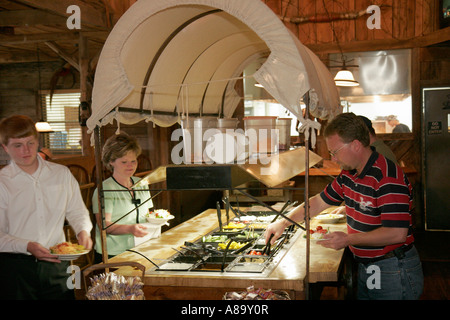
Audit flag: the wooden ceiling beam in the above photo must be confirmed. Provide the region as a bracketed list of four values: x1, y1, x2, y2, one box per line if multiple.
[0, 31, 108, 45]
[11, 0, 109, 30]
[0, 32, 79, 44]
[0, 9, 66, 27]
[44, 41, 79, 71]
[308, 27, 450, 54]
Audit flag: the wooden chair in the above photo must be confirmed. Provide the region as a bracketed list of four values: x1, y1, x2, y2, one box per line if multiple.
[90, 164, 111, 184]
[65, 164, 97, 268]
[67, 164, 90, 185]
[79, 182, 96, 210]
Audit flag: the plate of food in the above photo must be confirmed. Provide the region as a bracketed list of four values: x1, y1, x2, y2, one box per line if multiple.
[50, 242, 90, 261]
[146, 209, 174, 225]
[314, 213, 345, 224]
[303, 226, 330, 240]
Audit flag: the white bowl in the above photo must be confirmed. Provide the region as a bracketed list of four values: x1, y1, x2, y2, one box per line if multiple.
[146, 215, 174, 225]
[315, 213, 345, 224]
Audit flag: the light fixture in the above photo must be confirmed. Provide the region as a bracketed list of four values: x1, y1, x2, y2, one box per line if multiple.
[321, 5, 359, 88]
[333, 60, 359, 87]
[35, 46, 55, 134]
[35, 121, 54, 133]
[334, 69, 359, 87]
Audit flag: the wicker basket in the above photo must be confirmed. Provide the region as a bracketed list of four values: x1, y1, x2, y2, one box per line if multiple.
[83, 262, 146, 300]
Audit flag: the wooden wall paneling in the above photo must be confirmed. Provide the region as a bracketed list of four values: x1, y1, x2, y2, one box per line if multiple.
[281, 0, 301, 37]
[420, 47, 450, 81]
[333, 0, 356, 43]
[419, 0, 439, 35]
[355, 0, 373, 41]
[315, 0, 334, 44]
[373, 0, 393, 40]
[393, 0, 417, 39]
[392, 0, 407, 39]
[297, 0, 318, 45]
[415, 0, 426, 36]
[263, 0, 282, 13]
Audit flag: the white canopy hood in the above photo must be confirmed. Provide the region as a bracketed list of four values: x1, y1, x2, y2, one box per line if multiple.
[87, 0, 341, 141]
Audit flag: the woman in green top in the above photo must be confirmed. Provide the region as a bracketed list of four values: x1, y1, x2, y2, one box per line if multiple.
[92, 133, 153, 263]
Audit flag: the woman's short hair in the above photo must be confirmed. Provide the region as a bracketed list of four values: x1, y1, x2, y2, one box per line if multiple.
[0, 115, 38, 146]
[102, 132, 141, 171]
[324, 112, 370, 147]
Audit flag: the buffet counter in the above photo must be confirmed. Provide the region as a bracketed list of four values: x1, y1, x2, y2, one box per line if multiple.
[108, 207, 347, 300]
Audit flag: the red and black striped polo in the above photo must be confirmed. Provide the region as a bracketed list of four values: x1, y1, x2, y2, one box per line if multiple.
[320, 151, 414, 260]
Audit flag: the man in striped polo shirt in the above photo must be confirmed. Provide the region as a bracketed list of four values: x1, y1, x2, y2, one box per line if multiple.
[265, 112, 423, 300]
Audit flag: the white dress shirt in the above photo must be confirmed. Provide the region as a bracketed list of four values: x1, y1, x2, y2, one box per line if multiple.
[0, 156, 92, 254]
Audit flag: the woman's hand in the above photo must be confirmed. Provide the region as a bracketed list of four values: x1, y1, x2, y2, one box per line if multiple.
[129, 224, 149, 237]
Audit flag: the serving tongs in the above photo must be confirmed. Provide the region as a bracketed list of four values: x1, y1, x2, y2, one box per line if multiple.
[222, 196, 242, 220]
[181, 241, 209, 257]
[220, 237, 255, 272]
[270, 200, 298, 223]
[223, 197, 230, 225]
[237, 189, 305, 231]
[216, 201, 223, 232]
[269, 232, 288, 257]
[262, 234, 274, 256]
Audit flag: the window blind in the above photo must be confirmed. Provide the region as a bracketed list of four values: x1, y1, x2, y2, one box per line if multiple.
[40, 91, 82, 155]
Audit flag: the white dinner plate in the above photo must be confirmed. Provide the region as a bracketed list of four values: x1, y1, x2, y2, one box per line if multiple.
[315, 213, 345, 224]
[146, 215, 174, 225]
[52, 250, 90, 261]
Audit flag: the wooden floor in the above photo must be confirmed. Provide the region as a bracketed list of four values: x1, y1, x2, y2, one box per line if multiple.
[320, 230, 450, 300]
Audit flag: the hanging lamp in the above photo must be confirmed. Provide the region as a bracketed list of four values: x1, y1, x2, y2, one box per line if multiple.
[334, 60, 359, 87]
[35, 46, 54, 134]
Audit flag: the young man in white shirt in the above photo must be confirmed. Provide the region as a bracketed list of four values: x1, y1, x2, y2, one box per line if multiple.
[0, 115, 93, 299]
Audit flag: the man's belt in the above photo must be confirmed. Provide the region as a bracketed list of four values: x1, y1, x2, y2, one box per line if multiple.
[355, 243, 414, 264]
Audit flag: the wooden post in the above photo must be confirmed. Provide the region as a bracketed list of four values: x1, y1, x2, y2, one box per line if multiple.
[93, 126, 108, 263]
[304, 91, 311, 300]
[79, 33, 93, 157]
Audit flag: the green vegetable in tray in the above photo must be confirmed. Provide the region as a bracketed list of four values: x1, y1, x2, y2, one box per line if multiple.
[202, 235, 228, 243]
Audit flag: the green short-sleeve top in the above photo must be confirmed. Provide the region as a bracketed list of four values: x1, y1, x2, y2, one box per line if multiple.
[92, 176, 153, 256]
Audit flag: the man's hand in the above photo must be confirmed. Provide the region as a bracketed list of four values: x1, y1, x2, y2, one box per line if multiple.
[319, 231, 349, 250]
[27, 241, 61, 263]
[329, 206, 346, 216]
[77, 230, 93, 250]
[264, 220, 287, 245]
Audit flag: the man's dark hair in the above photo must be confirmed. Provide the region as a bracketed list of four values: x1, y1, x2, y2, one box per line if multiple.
[323, 112, 370, 147]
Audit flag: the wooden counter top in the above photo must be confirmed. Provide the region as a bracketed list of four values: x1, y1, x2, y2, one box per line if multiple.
[109, 207, 347, 299]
